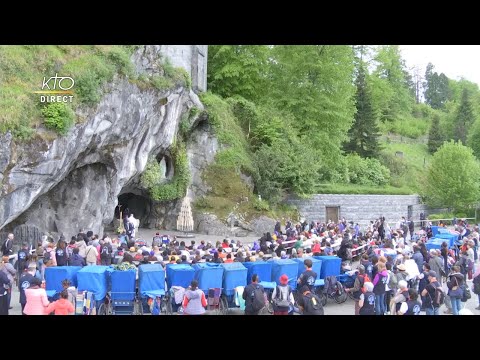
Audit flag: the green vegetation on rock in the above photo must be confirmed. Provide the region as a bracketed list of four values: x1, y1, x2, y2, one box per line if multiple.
[199, 92, 254, 175]
[0, 45, 134, 138]
[41, 103, 75, 135]
[141, 141, 191, 202]
[0, 45, 190, 139]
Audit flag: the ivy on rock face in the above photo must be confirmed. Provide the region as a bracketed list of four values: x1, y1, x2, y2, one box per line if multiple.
[141, 141, 191, 202]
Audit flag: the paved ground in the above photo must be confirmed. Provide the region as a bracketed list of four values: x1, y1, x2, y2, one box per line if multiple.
[9, 283, 479, 315]
[133, 228, 261, 248]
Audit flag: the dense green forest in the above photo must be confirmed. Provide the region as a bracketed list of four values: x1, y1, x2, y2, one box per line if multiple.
[203, 45, 480, 213]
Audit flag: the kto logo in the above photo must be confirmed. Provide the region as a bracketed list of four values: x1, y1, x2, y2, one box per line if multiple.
[34, 73, 75, 103]
[42, 74, 75, 91]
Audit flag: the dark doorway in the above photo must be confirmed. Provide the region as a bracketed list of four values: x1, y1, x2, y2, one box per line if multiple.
[117, 193, 152, 228]
[325, 206, 339, 224]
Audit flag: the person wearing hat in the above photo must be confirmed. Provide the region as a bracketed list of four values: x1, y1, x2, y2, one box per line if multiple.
[421, 270, 441, 315]
[271, 274, 294, 315]
[395, 263, 409, 284]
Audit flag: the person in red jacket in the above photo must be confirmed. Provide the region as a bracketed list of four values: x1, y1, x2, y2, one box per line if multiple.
[45, 290, 74, 315]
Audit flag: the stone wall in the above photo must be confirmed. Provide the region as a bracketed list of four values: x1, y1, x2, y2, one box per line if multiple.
[285, 194, 423, 225]
[157, 45, 208, 92]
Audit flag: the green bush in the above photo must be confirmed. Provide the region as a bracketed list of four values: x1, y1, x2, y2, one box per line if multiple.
[253, 198, 270, 211]
[41, 103, 75, 135]
[105, 47, 134, 76]
[344, 154, 390, 186]
[75, 70, 103, 104]
[379, 116, 430, 139]
[254, 139, 321, 203]
[379, 152, 408, 178]
[150, 75, 174, 91]
[142, 141, 190, 202]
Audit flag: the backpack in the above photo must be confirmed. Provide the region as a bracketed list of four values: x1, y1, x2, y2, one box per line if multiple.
[100, 244, 111, 259]
[473, 275, 480, 295]
[302, 292, 324, 315]
[273, 285, 291, 309]
[429, 284, 445, 307]
[461, 284, 471, 302]
[43, 251, 51, 264]
[251, 286, 266, 312]
[388, 270, 398, 289]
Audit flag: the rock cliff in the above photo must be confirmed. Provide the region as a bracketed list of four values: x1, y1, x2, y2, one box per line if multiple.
[0, 46, 207, 244]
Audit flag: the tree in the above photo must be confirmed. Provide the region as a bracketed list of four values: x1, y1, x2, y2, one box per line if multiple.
[423, 63, 451, 110]
[427, 114, 444, 154]
[207, 45, 270, 101]
[267, 45, 356, 178]
[467, 119, 480, 160]
[344, 64, 382, 158]
[424, 141, 480, 211]
[453, 88, 476, 144]
[370, 45, 415, 122]
[254, 138, 322, 203]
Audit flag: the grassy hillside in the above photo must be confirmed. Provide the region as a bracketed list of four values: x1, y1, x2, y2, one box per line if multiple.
[0, 45, 190, 140]
[0, 45, 138, 139]
[380, 140, 430, 193]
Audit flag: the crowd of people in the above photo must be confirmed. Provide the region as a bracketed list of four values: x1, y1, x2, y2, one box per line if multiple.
[0, 214, 479, 315]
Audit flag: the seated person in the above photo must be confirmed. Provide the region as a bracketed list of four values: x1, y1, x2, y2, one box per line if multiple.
[113, 253, 137, 271]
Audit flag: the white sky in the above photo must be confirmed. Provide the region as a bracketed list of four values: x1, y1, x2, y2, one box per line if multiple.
[400, 45, 480, 87]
